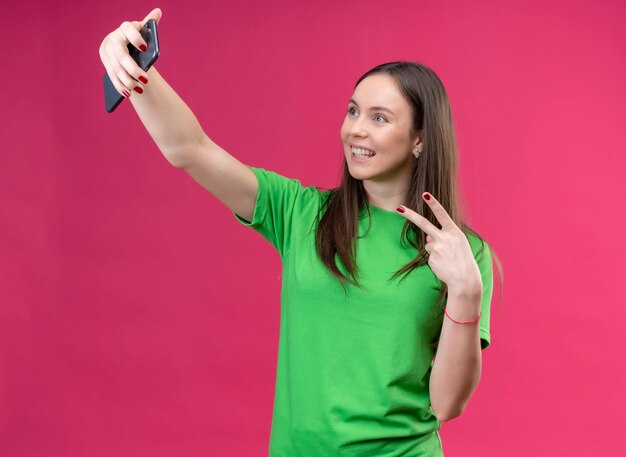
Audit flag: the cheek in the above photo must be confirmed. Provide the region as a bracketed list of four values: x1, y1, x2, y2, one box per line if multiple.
[384, 129, 411, 150]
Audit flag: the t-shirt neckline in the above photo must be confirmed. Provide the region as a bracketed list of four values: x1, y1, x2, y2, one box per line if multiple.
[367, 204, 406, 218]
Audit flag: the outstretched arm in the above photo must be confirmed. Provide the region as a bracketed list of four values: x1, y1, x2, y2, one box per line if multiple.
[99, 10, 258, 221]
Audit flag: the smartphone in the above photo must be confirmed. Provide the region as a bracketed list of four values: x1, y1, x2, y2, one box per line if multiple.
[103, 19, 160, 113]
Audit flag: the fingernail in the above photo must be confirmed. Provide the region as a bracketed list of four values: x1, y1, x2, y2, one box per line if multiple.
[134, 87, 143, 94]
[396, 206, 405, 213]
[140, 44, 147, 52]
[138, 76, 148, 84]
[123, 90, 130, 98]
[423, 193, 431, 200]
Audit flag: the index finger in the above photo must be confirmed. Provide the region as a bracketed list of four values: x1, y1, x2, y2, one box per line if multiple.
[396, 205, 442, 239]
[119, 21, 147, 53]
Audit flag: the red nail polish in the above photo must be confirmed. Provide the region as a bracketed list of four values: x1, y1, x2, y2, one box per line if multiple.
[423, 193, 431, 200]
[396, 206, 405, 213]
[123, 90, 130, 98]
[138, 76, 148, 84]
[139, 44, 147, 52]
[134, 87, 143, 94]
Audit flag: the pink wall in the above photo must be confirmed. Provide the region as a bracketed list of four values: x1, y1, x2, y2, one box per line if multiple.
[1, 0, 625, 455]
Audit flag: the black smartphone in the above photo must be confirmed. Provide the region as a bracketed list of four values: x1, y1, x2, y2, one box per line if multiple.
[103, 19, 160, 113]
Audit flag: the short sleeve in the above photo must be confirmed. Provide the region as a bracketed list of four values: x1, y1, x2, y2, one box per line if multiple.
[232, 166, 320, 257]
[470, 237, 494, 350]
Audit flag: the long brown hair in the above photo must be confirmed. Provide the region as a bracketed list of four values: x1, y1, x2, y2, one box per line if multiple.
[315, 61, 503, 317]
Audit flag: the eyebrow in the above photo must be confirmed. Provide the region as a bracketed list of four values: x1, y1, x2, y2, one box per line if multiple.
[349, 98, 395, 116]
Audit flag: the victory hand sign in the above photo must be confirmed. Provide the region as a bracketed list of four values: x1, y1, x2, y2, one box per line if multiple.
[396, 192, 482, 298]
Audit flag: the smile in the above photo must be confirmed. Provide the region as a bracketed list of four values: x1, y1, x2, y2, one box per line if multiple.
[350, 146, 376, 159]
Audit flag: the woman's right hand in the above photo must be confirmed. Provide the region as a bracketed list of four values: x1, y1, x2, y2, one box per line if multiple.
[99, 8, 162, 98]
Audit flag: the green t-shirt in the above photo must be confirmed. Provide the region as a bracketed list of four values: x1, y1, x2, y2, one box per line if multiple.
[233, 167, 493, 457]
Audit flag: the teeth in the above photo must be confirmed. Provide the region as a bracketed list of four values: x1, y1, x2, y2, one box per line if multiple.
[351, 146, 375, 157]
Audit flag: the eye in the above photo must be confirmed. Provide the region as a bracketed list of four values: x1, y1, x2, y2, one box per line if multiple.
[373, 114, 387, 123]
[348, 107, 358, 116]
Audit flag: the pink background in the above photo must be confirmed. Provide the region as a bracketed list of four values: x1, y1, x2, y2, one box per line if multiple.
[1, 0, 625, 455]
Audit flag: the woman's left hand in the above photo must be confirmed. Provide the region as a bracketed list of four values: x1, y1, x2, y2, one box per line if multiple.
[396, 192, 482, 297]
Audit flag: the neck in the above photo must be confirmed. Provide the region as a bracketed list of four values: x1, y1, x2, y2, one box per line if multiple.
[363, 179, 410, 212]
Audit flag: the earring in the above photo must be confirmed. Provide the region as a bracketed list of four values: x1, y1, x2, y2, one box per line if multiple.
[413, 146, 422, 158]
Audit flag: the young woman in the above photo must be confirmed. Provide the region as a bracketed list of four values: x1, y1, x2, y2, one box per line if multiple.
[100, 8, 502, 456]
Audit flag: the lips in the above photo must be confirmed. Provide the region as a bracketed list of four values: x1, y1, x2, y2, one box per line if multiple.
[350, 148, 375, 164]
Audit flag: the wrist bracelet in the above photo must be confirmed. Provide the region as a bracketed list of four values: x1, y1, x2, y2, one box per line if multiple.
[443, 306, 482, 325]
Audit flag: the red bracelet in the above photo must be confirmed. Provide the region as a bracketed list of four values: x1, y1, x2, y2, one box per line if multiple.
[443, 306, 482, 325]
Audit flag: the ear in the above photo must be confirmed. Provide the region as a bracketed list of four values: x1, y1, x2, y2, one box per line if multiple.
[412, 129, 423, 148]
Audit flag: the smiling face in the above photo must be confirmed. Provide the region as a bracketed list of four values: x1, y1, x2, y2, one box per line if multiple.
[340, 73, 421, 188]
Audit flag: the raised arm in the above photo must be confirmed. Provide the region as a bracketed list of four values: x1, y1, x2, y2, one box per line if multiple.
[98, 8, 258, 222]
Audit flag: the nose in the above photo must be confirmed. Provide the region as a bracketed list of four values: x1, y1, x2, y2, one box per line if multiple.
[348, 115, 367, 138]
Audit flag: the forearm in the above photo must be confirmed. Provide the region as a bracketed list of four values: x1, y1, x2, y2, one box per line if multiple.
[429, 286, 483, 422]
[128, 66, 207, 167]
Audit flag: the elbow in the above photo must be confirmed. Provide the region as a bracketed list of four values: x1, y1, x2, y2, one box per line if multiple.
[433, 404, 465, 423]
[436, 411, 461, 423]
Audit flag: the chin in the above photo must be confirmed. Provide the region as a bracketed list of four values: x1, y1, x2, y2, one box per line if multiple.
[345, 164, 373, 181]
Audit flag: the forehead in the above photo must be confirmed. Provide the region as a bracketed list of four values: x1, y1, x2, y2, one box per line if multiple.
[351, 73, 409, 112]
